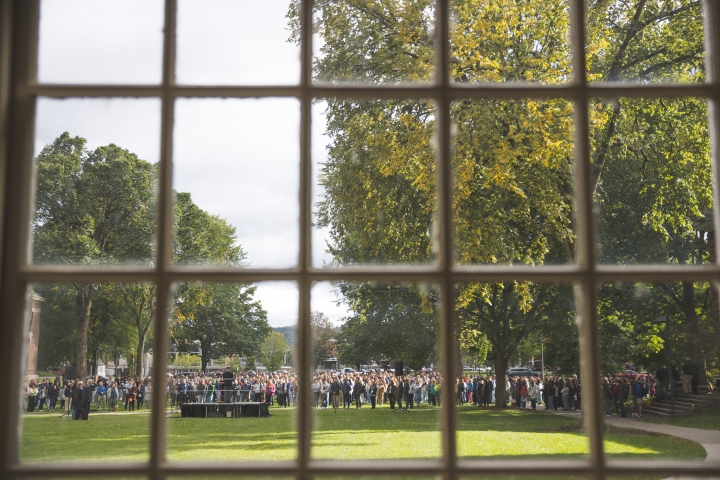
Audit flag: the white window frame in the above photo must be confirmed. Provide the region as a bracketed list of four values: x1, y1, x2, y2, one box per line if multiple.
[1, 0, 720, 479]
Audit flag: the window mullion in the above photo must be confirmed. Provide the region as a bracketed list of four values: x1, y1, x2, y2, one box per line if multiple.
[569, 1, 605, 479]
[297, 1, 315, 479]
[435, 1, 457, 480]
[0, 0, 40, 474]
[149, 1, 178, 479]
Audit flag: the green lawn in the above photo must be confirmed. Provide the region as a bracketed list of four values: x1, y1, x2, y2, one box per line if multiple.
[641, 408, 720, 430]
[20, 403, 706, 463]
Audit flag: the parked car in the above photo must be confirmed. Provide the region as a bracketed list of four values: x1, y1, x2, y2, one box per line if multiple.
[506, 367, 538, 377]
[613, 371, 647, 379]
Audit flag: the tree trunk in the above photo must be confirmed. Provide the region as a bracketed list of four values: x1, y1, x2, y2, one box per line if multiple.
[91, 347, 99, 377]
[136, 336, 145, 378]
[75, 285, 95, 380]
[494, 350, 508, 408]
[682, 281, 707, 385]
[201, 347, 209, 373]
[456, 335, 464, 377]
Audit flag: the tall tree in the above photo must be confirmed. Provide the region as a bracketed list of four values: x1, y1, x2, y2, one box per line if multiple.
[292, 0, 715, 404]
[260, 332, 290, 373]
[171, 282, 270, 372]
[311, 310, 337, 367]
[33, 133, 156, 379]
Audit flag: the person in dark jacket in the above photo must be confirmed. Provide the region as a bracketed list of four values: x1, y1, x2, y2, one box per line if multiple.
[369, 381, 377, 409]
[612, 379, 628, 419]
[388, 381, 396, 410]
[602, 377, 613, 416]
[72, 381, 83, 420]
[330, 377, 341, 411]
[342, 378, 352, 409]
[63, 382, 73, 413]
[397, 378, 405, 410]
[81, 381, 93, 420]
[352, 377, 363, 409]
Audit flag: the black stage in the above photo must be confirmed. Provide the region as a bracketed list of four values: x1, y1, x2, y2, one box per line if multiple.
[180, 402, 270, 418]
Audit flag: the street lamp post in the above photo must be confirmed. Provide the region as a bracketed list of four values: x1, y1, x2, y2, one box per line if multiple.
[654, 313, 674, 421]
[541, 338, 544, 382]
[535, 337, 545, 381]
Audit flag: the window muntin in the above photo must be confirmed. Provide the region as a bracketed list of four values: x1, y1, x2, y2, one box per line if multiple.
[2, 1, 720, 479]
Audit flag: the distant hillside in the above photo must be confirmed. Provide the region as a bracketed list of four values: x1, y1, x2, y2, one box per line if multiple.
[273, 326, 296, 349]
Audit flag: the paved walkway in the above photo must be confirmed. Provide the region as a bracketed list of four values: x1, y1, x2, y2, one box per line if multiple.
[544, 407, 720, 478]
[604, 416, 720, 479]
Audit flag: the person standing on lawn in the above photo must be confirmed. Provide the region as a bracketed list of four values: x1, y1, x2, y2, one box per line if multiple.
[612, 379, 627, 419]
[81, 380, 92, 420]
[127, 382, 137, 412]
[63, 382, 73, 415]
[72, 381, 83, 419]
[388, 379, 397, 410]
[369, 380, 377, 409]
[108, 382, 120, 411]
[95, 381, 107, 411]
[376, 377, 385, 405]
[342, 377, 352, 409]
[631, 378, 644, 417]
[397, 377, 405, 410]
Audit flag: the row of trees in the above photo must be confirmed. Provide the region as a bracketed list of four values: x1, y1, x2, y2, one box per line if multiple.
[292, 0, 718, 404]
[34, 133, 270, 378]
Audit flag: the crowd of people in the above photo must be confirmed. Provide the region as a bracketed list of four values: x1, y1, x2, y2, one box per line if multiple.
[24, 375, 152, 419]
[23, 357, 708, 420]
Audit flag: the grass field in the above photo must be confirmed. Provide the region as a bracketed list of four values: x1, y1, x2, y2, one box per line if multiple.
[19, 403, 707, 464]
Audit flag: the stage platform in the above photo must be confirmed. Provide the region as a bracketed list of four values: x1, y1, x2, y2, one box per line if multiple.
[180, 402, 270, 418]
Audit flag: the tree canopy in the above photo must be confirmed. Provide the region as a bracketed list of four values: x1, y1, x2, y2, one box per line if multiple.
[292, 0, 717, 400]
[34, 132, 267, 378]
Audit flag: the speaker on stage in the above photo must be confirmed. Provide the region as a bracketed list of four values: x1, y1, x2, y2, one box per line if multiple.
[394, 362, 404, 377]
[64, 366, 76, 381]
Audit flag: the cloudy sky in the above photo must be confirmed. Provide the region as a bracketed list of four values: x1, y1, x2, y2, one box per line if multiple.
[34, 0, 349, 327]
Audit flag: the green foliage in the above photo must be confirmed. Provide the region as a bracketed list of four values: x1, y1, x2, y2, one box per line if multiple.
[171, 282, 270, 372]
[172, 353, 201, 370]
[260, 332, 290, 373]
[34, 132, 265, 378]
[311, 310, 337, 365]
[336, 283, 439, 370]
[173, 191, 245, 265]
[274, 326, 297, 349]
[298, 0, 716, 389]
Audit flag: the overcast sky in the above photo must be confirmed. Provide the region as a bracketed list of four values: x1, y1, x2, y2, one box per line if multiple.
[34, 0, 348, 328]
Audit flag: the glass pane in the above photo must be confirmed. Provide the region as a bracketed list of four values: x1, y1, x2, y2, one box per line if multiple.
[449, 0, 571, 84]
[452, 99, 575, 265]
[173, 98, 300, 268]
[455, 282, 584, 458]
[311, 281, 442, 459]
[586, 0, 705, 83]
[38, 0, 164, 84]
[310, 1, 435, 84]
[32, 98, 161, 266]
[176, 0, 300, 85]
[597, 282, 711, 461]
[312, 99, 437, 268]
[592, 98, 713, 265]
[166, 281, 298, 461]
[20, 283, 154, 463]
